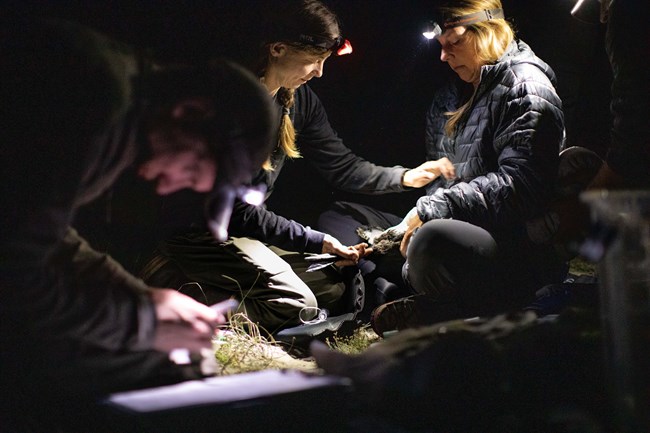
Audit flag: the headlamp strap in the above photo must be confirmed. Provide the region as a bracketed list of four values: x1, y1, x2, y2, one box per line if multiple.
[444, 8, 504, 28]
[297, 33, 340, 50]
[294, 33, 352, 56]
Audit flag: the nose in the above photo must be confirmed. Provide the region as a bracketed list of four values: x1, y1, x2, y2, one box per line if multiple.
[312, 62, 324, 78]
[440, 47, 450, 62]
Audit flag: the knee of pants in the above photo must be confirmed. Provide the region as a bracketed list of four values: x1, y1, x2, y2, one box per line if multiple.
[404, 219, 497, 296]
[406, 221, 456, 271]
[267, 270, 318, 312]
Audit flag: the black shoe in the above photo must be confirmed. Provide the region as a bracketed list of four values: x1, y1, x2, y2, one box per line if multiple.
[370, 295, 462, 337]
[374, 277, 410, 305]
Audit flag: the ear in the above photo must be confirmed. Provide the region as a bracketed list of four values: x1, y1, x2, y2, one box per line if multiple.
[269, 42, 287, 58]
[171, 97, 214, 121]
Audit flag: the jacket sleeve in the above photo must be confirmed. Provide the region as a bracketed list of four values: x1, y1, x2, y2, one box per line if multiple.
[424, 83, 460, 196]
[417, 72, 563, 231]
[52, 227, 157, 351]
[227, 200, 326, 253]
[296, 86, 408, 193]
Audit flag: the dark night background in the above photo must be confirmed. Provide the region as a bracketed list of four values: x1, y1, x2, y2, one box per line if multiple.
[5, 0, 612, 274]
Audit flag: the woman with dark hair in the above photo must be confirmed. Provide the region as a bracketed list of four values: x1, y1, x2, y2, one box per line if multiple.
[141, 0, 447, 332]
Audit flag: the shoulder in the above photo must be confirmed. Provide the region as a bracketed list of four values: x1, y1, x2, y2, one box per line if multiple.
[294, 84, 322, 107]
[496, 40, 558, 93]
[293, 84, 328, 122]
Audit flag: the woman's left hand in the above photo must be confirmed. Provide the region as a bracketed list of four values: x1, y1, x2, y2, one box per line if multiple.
[322, 234, 372, 267]
[399, 212, 423, 258]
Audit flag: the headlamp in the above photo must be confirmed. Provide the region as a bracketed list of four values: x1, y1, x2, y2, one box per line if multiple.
[571, 0, 606, 24]
[206, 183, 267, 242]
[422, 8, 504, 40]
[422, 21, 443, 40]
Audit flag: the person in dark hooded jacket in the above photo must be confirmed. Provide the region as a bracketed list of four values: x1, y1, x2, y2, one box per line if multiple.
[369, 0, 567, 335]
[0, 17, 275, 432]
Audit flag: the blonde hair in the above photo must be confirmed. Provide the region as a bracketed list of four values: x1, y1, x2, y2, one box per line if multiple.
[442, 0, 515, 136]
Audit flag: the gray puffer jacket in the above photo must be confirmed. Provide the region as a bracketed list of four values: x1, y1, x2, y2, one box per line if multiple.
[419, 40, 564, 238]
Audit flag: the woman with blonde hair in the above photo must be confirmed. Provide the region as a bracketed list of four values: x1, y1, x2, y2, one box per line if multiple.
[370, 0, 568, 335]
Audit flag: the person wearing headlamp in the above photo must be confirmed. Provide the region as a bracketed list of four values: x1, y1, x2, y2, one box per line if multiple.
[0, 17, 275, 431]
[369, 0, 568, 335]
[141, 0, 449, 332]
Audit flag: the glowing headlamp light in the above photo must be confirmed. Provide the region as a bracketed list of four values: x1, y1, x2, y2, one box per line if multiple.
[206, 183, 267, 242]
[422, 8, 505, 40]
[422, 21, 443, 40]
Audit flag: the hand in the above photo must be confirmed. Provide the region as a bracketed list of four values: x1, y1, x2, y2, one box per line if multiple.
[399, 210, 423, 258]
[150, 289, 226, 353]
[322, 234, 372, 267]
[376, 207, 418, 241]
[402, 158, 456, 188]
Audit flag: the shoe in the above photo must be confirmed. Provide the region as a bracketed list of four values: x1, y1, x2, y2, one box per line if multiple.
[370, 295, 462, 337]
[374, 277, 405, 305]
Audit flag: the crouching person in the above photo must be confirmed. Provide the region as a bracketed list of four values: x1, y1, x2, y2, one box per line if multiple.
[0, 17, 275, 432]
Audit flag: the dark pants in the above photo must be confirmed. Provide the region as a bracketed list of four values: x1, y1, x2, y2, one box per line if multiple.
[319, 201, 568, 318]
[141, 234, 348, 333]
[407, 219, 568, 316]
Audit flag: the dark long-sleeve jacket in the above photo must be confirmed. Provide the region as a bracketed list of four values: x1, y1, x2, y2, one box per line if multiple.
[0, 19, 156, 353]
[418, 40, 564, 239]
[230, 85, 407, 252]
[164, 84, 408, 253]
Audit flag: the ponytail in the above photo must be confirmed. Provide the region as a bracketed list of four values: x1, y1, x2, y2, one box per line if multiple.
[263, 86, 301, 170]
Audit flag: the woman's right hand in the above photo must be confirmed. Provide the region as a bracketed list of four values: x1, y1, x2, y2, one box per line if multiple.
[322, 234, 372, 267]
[150, 288, 225, 353]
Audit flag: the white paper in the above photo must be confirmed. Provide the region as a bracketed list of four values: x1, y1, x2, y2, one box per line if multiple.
[107, 369, 350, 413]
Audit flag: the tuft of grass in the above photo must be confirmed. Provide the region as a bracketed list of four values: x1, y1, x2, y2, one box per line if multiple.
[569, 256, 597, 276]
[213, 312, 317, 375]
[325, 324, 381, 355]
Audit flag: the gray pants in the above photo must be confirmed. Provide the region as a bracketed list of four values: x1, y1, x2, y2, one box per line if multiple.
[140, 233, 347, 333]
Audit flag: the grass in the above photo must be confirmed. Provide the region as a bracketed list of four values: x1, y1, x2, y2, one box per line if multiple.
[213, 313, 318, 375]
[325, 324, 381, 355]
[212, 315, 381, 375]
[569, 256, 598, 276]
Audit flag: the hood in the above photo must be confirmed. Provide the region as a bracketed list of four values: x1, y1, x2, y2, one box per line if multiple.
[479, 39, 558, 90]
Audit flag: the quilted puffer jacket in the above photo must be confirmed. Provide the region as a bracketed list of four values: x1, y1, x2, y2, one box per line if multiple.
[418, 40, 564, 238]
